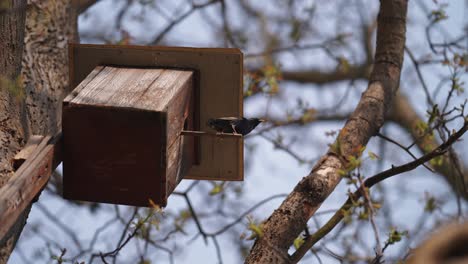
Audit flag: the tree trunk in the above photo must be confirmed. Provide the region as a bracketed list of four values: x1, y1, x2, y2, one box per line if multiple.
[21, 0, 78, 136]
[245, 0, 408, 263]
[0, 0, 78, 262]
[0, 1, 28, 262]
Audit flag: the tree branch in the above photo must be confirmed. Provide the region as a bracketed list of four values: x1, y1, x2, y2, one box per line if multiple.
[281, 64, 369, 85]
[149, 0, 221, 45]
[245, 1, 408, 263]
[72, 0, 100, 14]
[290, 119, 468, 262]
[388, 93, 468, 199]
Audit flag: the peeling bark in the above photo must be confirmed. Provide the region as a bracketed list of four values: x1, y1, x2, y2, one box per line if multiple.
[245, 1, 408, 263]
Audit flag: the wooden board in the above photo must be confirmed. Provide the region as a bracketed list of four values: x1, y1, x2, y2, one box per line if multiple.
[12, 135, 44, 170]
[63, 66, 194, 206]
[0, 134, 62, 240]
[69, 44, 244, 181]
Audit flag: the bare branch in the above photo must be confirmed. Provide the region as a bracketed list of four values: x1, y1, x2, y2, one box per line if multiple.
[246, 1, 408, 262]
[291, 119, 468, 262]
[72, 0, 100, 14]
[150, 0, 221, 45]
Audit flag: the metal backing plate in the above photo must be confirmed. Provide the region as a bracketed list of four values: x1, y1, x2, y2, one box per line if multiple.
[69, 44, 243, 181]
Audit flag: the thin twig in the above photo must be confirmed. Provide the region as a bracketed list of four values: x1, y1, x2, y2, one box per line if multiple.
[290, 120, 468, 263]
[376, 132, 434, 172]
[150, 0, 220, 45]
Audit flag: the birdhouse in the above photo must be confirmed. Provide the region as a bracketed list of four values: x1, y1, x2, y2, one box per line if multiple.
[63, 44, 243, 207]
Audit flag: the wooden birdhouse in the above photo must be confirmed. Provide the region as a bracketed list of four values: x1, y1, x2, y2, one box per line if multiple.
[62, 44, 243, 207]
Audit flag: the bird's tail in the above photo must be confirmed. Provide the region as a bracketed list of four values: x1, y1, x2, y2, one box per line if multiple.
[206, 118, 215, 126]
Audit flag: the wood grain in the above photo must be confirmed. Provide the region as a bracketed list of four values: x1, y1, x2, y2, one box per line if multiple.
[0, 134, 62, 240]
[63, 105, 167, 206]
[12, 135, 44, 170]
[69, 44, 244, 181]
[63, 66, 194, 206]
[66, 67, 193, 113]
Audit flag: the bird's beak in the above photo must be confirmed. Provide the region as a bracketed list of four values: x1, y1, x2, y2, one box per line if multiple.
[259, 119, 266, 122]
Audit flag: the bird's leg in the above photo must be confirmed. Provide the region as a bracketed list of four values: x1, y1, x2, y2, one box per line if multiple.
[217, 129, 226, 139]
[231, 124, 239, 135]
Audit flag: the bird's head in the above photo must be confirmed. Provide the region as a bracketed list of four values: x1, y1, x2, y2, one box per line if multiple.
[249, 118, 265, 127]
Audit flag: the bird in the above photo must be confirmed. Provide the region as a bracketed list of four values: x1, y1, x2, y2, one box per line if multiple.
[207, 117, 264, 136]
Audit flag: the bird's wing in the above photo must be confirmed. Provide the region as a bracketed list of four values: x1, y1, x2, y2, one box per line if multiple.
[207, 118, 236, 132]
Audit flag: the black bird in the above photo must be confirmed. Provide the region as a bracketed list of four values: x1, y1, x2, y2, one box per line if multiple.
[207, 117, 264, 136]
